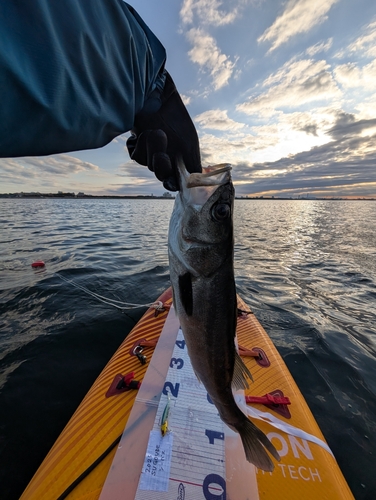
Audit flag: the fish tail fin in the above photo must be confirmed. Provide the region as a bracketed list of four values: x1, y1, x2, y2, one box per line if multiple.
[235, 417, 280, 472]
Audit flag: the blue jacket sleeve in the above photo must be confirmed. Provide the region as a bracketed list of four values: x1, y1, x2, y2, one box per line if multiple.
[0, 1, 166, 157]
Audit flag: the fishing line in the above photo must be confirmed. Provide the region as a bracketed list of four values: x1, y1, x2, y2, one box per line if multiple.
[57, 273, 162, 311]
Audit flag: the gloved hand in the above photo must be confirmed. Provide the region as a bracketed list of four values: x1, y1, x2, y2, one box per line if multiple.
[126, 71, 202, 191]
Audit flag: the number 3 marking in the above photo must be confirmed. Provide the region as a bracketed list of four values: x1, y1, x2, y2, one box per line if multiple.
[170, 358, 184, 369]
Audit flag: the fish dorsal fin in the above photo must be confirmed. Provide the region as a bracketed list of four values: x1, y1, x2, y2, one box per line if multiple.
[232, 351, 253, 390]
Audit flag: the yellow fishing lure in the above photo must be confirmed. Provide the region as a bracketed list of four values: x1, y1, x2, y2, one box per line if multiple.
[160, 395, 171, 436]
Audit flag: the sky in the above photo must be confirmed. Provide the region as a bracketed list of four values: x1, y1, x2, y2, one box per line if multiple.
[2, 0, 376, 198]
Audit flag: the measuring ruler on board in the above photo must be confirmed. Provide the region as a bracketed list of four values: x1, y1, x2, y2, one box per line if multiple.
[135, 328, 227, 499]
[99, 306, 258, 500]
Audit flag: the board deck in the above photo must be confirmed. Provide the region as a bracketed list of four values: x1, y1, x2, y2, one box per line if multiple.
[20, 288, 354, 500]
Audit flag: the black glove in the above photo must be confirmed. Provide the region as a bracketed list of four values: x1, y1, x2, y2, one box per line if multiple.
[126, 71, 202, 191]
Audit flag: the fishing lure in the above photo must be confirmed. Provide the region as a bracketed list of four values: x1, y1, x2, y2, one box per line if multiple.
[160, 395, 171, 436]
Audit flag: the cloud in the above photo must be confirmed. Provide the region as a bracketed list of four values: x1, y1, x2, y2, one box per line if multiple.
[232, 115, 376, 197]
[117, 161, 158, 181]
[0, 159, 37, 182]
[0, 154, 98, 178]
[354, 93, 376, 120]
[198, 133, 252, 161]
[237, 58, 341, 116]
[110, 161, 166, 195]
[196, 105, 376, 197]
[180, 94, 192, 106]
[195, 109, 245, 130]
[328, 111, 376, 140]
[334, 62, 361, 86]
[180, 0, 239, 26]
[0, 154, 100, 192]
[196, 106, 338, 170]
[258, 0, 339, 52]
[21, 155, 99, 175]
[198, 125, 286, 165]
[282, 112, 319, 136]
[180, 1, 246, 91]
[306, 38, 333, 56]
[334, 20, 376, 59]
[186, 28, 235, 89]
[334, 59, 376, 90]
[346, 20, 376, 58]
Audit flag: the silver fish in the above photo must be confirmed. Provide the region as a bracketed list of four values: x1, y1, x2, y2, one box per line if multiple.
[168, 161, 280, 471]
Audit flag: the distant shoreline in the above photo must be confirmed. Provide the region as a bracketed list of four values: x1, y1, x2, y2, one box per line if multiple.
[0, 193, 375, 201]
[0, 193, 174, 200]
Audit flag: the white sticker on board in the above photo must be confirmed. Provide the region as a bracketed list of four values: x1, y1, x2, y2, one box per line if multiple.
[138, 430, 174, 492]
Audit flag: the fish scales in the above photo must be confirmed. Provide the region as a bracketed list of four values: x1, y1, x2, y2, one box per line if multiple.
[168, 161, 280, 472]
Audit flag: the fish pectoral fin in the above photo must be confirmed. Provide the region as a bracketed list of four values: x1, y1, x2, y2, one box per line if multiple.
[178, 272, 193, 316]
[232, 351, 253, 390]
[193, 368, 202, 383]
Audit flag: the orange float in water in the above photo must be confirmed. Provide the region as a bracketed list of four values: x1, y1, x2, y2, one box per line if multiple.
[31, 261, 45, 268]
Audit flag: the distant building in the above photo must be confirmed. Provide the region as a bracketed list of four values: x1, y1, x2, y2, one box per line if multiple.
[162, 192, 172, 198]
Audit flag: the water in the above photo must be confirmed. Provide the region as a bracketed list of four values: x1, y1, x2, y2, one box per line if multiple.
[1, 198, 375, 499]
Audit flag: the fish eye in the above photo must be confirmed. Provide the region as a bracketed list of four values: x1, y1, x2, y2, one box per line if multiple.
[212, 203, 231, 221]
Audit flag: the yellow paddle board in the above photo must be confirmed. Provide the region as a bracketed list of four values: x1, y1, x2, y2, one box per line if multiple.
[21, 288, 354, 500]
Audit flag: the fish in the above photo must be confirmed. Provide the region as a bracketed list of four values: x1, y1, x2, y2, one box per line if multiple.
[168, 160, 280, 471]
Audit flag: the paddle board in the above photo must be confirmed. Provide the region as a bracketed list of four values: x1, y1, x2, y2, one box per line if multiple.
[20, 288, 354, 500]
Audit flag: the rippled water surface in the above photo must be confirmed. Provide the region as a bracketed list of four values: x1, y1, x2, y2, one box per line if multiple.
[1, 198, 375, 499]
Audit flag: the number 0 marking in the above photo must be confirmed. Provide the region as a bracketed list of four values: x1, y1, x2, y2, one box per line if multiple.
[203, 473, 226, 500]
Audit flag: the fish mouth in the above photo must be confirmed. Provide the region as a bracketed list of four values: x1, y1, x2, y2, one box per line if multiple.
[177, 162, 232, 208]
[186, 164, 232, 189]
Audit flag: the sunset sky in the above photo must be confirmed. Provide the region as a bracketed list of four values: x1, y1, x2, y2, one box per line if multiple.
[2, 0, 376, 198]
